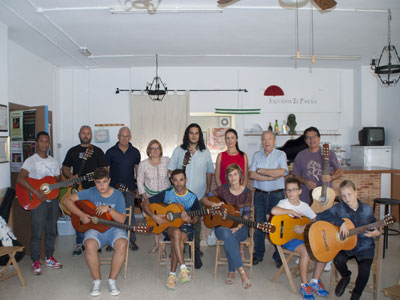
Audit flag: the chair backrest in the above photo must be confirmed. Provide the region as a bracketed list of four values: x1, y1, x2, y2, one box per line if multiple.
[125, 206, 132, 240]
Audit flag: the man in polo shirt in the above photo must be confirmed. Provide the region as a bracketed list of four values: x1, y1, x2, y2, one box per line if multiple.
[249, 130, 288, 267]
[106, 126, 141, 251]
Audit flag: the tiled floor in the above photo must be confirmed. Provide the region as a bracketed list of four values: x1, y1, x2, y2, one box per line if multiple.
[1, 228, 399, 300]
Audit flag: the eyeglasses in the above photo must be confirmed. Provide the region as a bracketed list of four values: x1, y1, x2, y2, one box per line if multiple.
[285, 188, 299, 193]
[305, 135, 318, 140]
[118, 135, 131, 138]
[150, 147, 160, 151]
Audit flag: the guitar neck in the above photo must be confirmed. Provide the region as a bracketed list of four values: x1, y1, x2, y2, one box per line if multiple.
[348, 219, 385, 237]
[225, 214, 257, 228]
[321, 157, 330, 196]
[48, 175, 88, 190]
[95, 218, 137, 232]
[172, 208, 210, 218]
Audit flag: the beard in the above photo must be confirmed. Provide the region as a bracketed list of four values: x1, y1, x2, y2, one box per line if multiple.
[80, 136, 91, 144]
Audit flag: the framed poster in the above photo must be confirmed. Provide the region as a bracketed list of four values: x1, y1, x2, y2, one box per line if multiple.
[0, 105, 7, 132]
[0, 136, 10, 163]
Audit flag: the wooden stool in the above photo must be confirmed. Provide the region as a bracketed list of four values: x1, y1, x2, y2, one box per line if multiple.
[158, 240, 195, 278]
[383, 273, 400, 300]
[0, 246, 26, 286]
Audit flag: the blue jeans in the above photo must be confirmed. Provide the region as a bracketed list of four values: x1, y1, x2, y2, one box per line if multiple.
[215, 226, 249, 272]
[253, 190, 285, 260]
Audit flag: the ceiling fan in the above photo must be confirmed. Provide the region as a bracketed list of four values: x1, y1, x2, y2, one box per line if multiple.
[217, 0, 337, 10]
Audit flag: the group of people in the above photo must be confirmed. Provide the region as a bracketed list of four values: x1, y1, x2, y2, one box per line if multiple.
[16, 124, 381, 300]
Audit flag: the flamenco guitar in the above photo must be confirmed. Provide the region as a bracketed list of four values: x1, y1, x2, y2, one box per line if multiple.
[304, 215, 395, 262]
[60, 145, 94, 215]
[146, 202, 222, 234]
[269, 214, 311, 245]
[203, 196, 275, 233]
[71, 200, 150, 233]
[311, 144, 336, 213]
[16, 173, 94, 211]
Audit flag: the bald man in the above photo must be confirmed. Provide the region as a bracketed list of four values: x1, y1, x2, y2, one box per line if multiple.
[106, 127, 141, 251]
[249, 130, 288, 267]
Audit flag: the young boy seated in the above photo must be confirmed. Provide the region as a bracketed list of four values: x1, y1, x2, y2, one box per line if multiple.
[271, 177, 328, 300]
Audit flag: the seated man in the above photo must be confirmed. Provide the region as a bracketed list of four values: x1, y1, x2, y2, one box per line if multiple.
[64, 167, 128, 297]
[271, 178, 328, 300]
[141, 169, 199, 290]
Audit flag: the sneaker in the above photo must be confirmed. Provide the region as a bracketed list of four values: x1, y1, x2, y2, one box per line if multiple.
[309, 280, 329, 297]
[73, 244, 84, 256]
[107, 279, 120, 296]
[179, 266, 192, 284]
[300, 283, 315, 300]
[32, 260, 42, 275]
[44, 256, 63, 269]
[324, 261, 332, 272]
[90, 280, 101, 297]
[166, 273, 177, 290]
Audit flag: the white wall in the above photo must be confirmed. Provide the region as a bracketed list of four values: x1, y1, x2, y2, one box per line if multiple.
[59, 66, 355, 164]
[0, 21, 10, 190]
[8, 41, 59, 159]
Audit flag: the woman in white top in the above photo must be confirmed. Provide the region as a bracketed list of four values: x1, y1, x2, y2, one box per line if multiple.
[137, 139, 170, 253]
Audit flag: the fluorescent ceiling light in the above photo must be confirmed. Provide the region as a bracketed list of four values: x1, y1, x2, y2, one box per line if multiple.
[109, 5, 223, 14]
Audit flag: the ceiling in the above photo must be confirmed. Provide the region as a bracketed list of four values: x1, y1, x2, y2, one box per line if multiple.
[0, 0, 399, 69]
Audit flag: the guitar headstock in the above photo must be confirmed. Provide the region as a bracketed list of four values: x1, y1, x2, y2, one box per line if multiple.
[85, 172, 95, 182]
[383, 214, 395, 226]
[321, 143, 330, 159]
[82, 145, 94, 161]
[208, 205, 225, 215]
[116, 183, 128, 193]
[257, 222, 276, 233]
[135, 225, 151, 233]
[182, 150, 191, 168]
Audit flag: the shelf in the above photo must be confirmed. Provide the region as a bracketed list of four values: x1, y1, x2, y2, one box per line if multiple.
[244, 132, 341, 137]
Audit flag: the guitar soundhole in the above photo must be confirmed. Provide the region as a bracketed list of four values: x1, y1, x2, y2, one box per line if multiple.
[319, 197, 327, 205]
[71, 188, 79, 194]
[41, 184, 50, 194]
[166, 212, 174, 222]
[280, 221, 284, 238]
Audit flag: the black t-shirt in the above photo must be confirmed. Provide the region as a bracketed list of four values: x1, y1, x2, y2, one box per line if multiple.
[62, 144, 108, 189]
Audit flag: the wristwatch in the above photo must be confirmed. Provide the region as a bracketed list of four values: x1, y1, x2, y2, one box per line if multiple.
[256, 168, 260, 174]
[107, 205, 112, 213]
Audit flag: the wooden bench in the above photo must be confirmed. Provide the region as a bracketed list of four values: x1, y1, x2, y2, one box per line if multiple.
[0, 246, 26, 286]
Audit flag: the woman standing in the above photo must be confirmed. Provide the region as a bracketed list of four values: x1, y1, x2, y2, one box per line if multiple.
[201, 163, 252, 288]
[137, 140, 171, 253]
[215, 129, 248, 187]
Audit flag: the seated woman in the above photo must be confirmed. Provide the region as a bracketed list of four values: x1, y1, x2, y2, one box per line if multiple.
[201, 163, 252, 289]
[317, 180, 381, 300]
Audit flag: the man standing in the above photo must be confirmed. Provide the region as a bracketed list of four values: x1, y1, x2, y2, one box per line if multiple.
[141, 169, 198, 290]
[249, 130, 288, 267]
[292, 126, 343, 205]
[62, 125, 108, 256]
[17, 132, 62, 275]
[168, 123, 214, 269]
[106, 127, 141, 251]
[64, 167, 128, 296]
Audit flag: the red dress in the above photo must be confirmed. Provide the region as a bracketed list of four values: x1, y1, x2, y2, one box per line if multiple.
[219, 151, 245, 185]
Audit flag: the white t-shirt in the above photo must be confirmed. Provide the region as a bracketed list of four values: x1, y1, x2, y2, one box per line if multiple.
[21, 153, 60, 180]
[277, 198, 316, 220]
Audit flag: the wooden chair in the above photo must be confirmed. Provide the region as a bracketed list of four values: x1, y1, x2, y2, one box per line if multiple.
[214, 206, 254, 279]
[158, 239, 195, 278]
[328, 236, 383, 300]
[383, 273, 400, 300]
[0, 246, 26, 286]
[99, 206, 132, 279]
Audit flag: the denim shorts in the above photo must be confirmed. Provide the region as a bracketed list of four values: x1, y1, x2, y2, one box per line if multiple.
[83, 227, 128, 249]
[282, 239, 304, 252]
[163, 225, 194, 241]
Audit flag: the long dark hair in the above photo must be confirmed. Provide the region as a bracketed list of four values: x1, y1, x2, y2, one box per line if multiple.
[225, 129, 243, 157]
[180, 123, 206, 151]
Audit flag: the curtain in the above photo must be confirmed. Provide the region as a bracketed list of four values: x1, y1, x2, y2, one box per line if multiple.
[130, 93, 189, 158]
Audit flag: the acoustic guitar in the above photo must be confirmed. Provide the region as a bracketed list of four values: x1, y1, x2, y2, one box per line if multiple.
[311, 144, 336, 213]
[304, 215, 395, 262]
[16, 173, 94, 210]
[145, 202, 222, 234]
[269, 214, 311, 245]
[59, 145, 94, 215]
[203, 196, 275, 233]
[70, 200, 150, 233]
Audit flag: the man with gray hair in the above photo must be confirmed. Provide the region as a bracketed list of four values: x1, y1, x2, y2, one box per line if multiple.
[249, 130, 288, 267]
[62, 125, 109, 256]
[106, 127, 141, 251]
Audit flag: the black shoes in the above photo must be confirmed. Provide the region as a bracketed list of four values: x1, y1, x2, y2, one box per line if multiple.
[130, 240, 139, 251]
[335, 275, 351, 297]
[252, 256, 263, 265]
[72, 244, 84, 256]
[106, 246, 113, 252]
[194, 249, 203, 269]
[275, 259, 283, 269]
[350, 291, 361, 300]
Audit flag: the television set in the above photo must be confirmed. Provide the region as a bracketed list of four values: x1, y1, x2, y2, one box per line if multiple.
[358, 127, 385, 146]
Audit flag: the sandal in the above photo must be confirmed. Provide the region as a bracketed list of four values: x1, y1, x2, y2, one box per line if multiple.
[225, 272, 235, 285]
[148, 245, 159, 254]
[239, 269, 251, 289]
